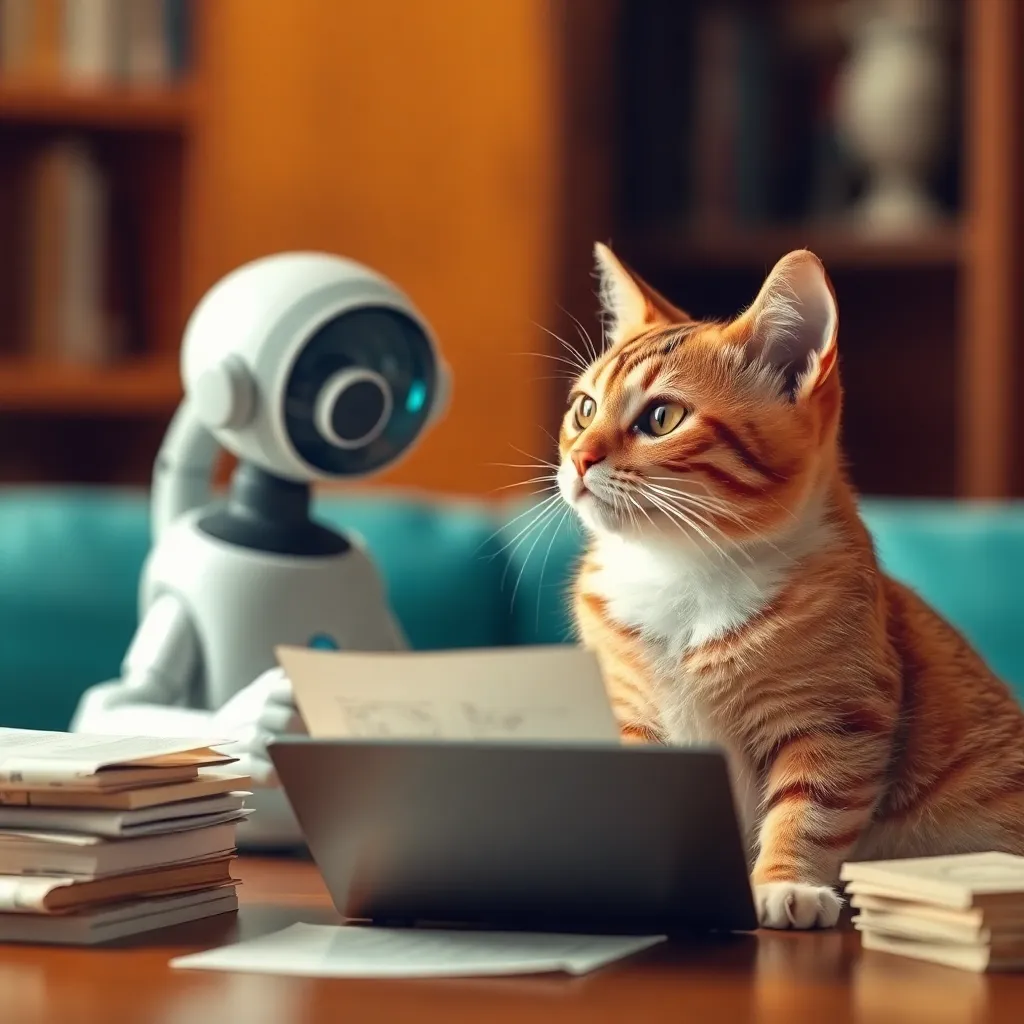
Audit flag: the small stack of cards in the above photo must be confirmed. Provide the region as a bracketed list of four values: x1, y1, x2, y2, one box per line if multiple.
[841, 852, 1024, 972]
[0, 728, 251, 945]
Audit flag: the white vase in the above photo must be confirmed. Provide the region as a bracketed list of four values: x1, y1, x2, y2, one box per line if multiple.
[833, 0, 951, 234]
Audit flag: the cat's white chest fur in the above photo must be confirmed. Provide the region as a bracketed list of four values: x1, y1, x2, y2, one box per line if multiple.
[587, 533, 793, 840]
[586, 508, 832, 736]
[590, 534, 781, 658]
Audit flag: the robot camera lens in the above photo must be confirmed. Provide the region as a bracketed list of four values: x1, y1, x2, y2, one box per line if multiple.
[331, 378, 387, 443]
[315, 369, 392, 450]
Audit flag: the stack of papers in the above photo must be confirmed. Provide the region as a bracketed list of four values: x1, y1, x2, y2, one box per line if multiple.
[842, 852, 1024, 972]
[0, 728, 250, 945]
[171, 922, 667, 978]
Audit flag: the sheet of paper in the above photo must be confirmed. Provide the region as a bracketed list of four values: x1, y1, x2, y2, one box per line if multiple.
[0, 729, 234, 782]
[278, 644, 621, 744]
[0, 875, 72, 912]
[171, 922, 665, 978]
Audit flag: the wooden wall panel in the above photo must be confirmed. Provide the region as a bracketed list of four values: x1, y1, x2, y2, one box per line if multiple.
[184, 0, 560, 495]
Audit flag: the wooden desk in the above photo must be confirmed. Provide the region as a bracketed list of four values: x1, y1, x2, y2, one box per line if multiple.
[2, 857, 1023, 1024]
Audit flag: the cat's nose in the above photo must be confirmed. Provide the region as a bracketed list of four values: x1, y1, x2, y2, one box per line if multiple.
[572, 450, 604, 477]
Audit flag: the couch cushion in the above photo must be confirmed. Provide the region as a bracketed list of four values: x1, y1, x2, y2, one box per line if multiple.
[0, 488, 1021, 732]
[0, 490, 147, 731]
[860, 501, 1024, 694]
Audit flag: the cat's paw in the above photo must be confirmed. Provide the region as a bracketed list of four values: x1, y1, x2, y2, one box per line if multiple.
[754, 882, 843, 930]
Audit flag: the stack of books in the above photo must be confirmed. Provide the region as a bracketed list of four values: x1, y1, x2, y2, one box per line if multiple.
[0, 727, 250, 945]
[841, 852, 1024, 973]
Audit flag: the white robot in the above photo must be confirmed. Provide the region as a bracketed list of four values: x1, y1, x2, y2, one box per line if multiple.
[71, 252, 450, 847]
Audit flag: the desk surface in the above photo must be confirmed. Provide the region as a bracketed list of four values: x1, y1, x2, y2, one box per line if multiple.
[2, 857, 1023, 1024]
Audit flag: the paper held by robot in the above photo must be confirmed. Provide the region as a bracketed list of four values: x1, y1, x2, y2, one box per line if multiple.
[276, 644, 621, 744]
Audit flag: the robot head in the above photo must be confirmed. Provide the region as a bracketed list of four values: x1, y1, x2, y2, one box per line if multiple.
[181, 252, 450, 481]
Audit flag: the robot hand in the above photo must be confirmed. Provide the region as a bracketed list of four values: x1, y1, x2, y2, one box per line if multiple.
[211, 667, 306, 787]
[213, 666, 309, 850]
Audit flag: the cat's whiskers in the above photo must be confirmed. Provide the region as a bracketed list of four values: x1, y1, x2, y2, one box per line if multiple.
[650, 474, 801, 527]
[639, 486, 762, 591]
[491, 464, 559, 475]
[508, 497, 567, 612]
[479, 491, 563, 559]
[643, 489, 765, 562]
[646, 477, 749, 514]
[636, 483, 758, 567]
[499, 495, 567, 592]
[491, 474, 558, 493]
[623, 490, 657, 531]
[530, 322, 591, 375]
[638, 487, 728, 576]
[642, 481, 753, 529]
[515, 350, 590, 378]
[644, 480, 794, 564]
[558, 303, 600, 363]
[535, 503, 576, 631]
[508, 444, 560, 470]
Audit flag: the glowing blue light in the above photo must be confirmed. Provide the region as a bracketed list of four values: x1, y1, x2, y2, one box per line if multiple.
[406, 380, 427, 413]
[308, 633, 339, 650]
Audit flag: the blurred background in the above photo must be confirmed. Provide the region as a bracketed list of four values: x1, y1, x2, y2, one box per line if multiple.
[0, 0, 1019, 500]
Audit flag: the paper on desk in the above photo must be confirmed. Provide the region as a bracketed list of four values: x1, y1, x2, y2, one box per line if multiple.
[0, 728, 234, 782]
[170, 922, 665, 978]
[278, 644, 621, 743]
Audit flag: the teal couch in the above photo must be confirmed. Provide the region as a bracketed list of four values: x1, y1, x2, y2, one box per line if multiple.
[1, 488, 1023, 731]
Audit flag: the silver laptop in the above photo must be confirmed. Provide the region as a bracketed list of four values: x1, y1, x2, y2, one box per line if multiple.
[268, 738, 757, 935]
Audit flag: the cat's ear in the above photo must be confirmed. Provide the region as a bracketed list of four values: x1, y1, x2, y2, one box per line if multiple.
[734, 249, 838, 398]
[593, 242, 692, 343]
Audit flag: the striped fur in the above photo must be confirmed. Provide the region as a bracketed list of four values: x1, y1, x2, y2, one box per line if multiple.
[558, 245, 1024, 930]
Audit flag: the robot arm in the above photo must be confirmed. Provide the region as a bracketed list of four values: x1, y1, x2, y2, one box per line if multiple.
[70, 593, 209, 735]
[151, 397, 220, 544]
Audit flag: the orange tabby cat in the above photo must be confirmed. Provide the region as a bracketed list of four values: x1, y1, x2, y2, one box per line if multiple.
[558, 243, 1024, 930]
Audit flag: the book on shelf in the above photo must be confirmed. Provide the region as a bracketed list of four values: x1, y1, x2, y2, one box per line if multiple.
[842, 852, 1024, 973]
[0, 0, 192, 84]
[0, 728, 249, 944]
[28, 135, 121, 365]
[3, 129, 149, 367]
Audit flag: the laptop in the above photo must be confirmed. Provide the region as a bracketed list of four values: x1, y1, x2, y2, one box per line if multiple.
[268, 738, 758, 935]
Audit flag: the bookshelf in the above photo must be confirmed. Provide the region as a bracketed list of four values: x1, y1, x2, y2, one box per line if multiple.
[632, 224, 965, 271]
[0, 82, 194, 129]
[569, 0, 1023, 500]
[0, 0, 193, 483]
[0, 356, 180, 414]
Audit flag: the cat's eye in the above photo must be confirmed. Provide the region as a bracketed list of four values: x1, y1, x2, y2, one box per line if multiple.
[640, 402, 686, 437]
[574, 395, 596, 430]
